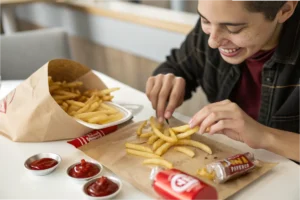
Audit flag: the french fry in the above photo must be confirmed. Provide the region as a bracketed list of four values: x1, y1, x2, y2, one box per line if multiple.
[74, 111, 107, 120]
[126, 149, 160, 158]
[53, 94, 79, 101]
[177, 139, 212, 154]
[140, 132, 153, 138]
[83, 89, 97, 97]
[174, 147, 195, 158]
[152, 139, 165, 151]
[143, 158, 173, 169]
[66, 100, 85, 107]
[147, 135, 159, 145]
[75, 113, 107, 121]
[197, 168, 215, 180]
[102, 95, 114, 101]
[85, 95, 97, 104]
[53, 90, 78, 96]
[125, 117, 213, 170]
[98, 87, 120, 96]
[150, 117, 176, 143]
[87, 102, 100, 112]
[125, 143, 153, 153]
[100, 112, 123, 124]
[76, 97, 99, 114]
[49, 85, 61, 93]
[78, 96, 88, 102]
[169, 128, 178, 142]
[176, 127, 200, 139]
[149, 116, 164, 131]
[68, 105, 81, 113]
[87, 115, 109, 124]
[100, 103, 118, 112]
[49, 77, 122, 125]
[62, 102, 69, 108]
[48, 76, 52, 82]
[64, 81, 83, 88]
[155, 142, 174, 156]
[136, 120, 147, 136]
[171, 124, 190, 133]
[163, 129, 170, 136]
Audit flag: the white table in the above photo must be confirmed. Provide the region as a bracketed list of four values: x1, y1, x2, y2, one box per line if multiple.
[0, 71, 299, 200]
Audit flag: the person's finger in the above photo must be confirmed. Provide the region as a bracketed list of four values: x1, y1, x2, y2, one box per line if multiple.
[165, 77, 185, 119]
[149, 75, 163, 110]
[208, 120, 233, 134]
[145, 76, 155, 99]
[198, 111, 233, 134]
[189, 100, 233, 128]
[156, 74, 174, 122]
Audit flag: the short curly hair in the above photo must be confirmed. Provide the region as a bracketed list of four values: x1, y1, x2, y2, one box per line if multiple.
[244, 1, 286, 21]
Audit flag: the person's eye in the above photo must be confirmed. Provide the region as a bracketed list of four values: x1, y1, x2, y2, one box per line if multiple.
[201, 18, 210, 24]
[226, 27, 244, 34]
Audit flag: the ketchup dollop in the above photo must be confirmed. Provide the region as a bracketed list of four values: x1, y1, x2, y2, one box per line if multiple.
[87, 176, 119, 197]
[29, 158, 58, 170]
[69, 159, 100, 178]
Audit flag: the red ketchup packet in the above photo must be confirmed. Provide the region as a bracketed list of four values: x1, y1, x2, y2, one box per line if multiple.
[67, 126, 118, 148]
[150, 167, 218, 200]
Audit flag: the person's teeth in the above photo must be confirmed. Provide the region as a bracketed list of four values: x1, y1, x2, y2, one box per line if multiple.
[221, 48, 239, 53]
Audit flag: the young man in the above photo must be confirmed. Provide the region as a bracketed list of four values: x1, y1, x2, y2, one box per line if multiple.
[146, 1, 300, 162]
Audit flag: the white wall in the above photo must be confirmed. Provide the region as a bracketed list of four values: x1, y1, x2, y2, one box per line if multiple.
[15, 2, 198, 63]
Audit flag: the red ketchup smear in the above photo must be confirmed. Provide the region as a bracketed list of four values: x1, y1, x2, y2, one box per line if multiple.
[87, 176, 119, 197]
[69, 159, 100, 178]
[29, 158, 58, 170]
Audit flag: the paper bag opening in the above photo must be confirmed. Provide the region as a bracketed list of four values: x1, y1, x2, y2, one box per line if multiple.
[0, 59, 108, 142]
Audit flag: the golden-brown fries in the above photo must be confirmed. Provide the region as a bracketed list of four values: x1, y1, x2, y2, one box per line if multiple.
[140, 132, 153, 138]
[177, 139, 212, 155]
[125, 143, 153, 153]
[174, 147, 195, 158]
[143, 158, 173, 169]
[126, 117, 213, 169]
[147, 135, 159, 145]
[176, 127, 200, 139]
[137, 120, 147, 136]
[152, 139, 165, 151]
[197, 168, 215, 180]
[171, 124, 191, 133]
[155, 142, 174, 156]
[150, 117, 177, 143]
[48, 76, 122, 125]
[126, 149, 161, 159]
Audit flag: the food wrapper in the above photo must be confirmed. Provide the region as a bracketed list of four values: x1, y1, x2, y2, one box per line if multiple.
[199, 152, 260, 183]
[0, 59, 112, 142]
[79, 118, 278, 200]
[67, 126, 118, 148]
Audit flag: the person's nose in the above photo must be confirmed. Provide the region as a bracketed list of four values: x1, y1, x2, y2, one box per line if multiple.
[208, 27, 227, 49]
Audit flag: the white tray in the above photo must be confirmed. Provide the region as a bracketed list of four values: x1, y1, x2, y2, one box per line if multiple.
[74, 102, 133, 129]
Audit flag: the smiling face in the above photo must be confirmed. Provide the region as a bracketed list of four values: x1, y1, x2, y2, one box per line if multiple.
[198, 1, 282, 64]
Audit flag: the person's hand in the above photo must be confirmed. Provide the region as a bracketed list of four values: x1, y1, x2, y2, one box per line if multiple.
[189, 99, 268, 149]
[146, 73, 185, 123]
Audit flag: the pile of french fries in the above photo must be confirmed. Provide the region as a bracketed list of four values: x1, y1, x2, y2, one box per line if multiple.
[125, 117, 212, 169]
[48, 76, 123, 125]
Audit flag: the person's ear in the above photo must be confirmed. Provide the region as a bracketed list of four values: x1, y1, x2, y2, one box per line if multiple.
[277, 1, 298, 23]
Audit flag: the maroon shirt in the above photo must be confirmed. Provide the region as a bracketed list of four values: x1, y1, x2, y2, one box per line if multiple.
[231, 48, 276, 120]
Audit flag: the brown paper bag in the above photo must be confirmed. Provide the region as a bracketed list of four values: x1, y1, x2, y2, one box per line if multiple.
[0, 59, 108, 142]
[79, 118, 278, 200]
